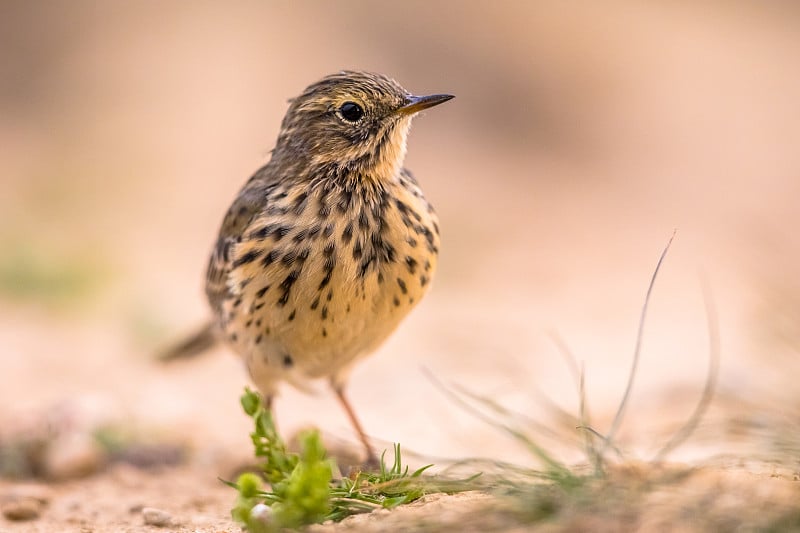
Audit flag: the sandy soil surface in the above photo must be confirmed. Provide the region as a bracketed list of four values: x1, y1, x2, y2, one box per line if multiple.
[1, 462, 798, 532]
[1, 1, 799, 531]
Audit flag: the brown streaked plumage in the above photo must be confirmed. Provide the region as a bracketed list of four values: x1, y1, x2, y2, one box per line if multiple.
[172, 71, 452, 465]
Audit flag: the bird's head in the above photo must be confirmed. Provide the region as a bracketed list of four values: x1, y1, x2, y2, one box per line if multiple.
[274, 71, 453, 185]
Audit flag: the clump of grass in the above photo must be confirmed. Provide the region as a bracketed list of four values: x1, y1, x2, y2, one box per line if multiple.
[427, 232, 735, 528]
[229, 388, 476, 531]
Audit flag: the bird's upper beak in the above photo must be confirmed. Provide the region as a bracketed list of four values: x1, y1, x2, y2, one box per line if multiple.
[396, 93, 455, 116]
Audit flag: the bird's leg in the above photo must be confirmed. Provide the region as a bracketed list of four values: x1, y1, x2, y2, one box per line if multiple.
[256, 391, 279, 435]
[262, 393, 273, 411]
[261, 393, 279, 434]
[332, 385, 379, 469]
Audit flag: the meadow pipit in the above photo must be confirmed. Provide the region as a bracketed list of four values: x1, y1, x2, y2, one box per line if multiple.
[168, 71, 452, 464]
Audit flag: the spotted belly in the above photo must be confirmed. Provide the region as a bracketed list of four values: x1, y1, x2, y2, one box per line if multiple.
[217, 181, 439, 395]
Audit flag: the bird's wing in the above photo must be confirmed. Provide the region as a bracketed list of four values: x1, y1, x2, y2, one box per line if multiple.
[205, 169, 275, 314]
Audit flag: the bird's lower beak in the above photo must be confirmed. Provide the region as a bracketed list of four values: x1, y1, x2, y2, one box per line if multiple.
[396, 94, 455, 116]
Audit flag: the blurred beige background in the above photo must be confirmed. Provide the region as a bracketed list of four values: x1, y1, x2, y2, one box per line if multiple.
[1, 1, 798, 466]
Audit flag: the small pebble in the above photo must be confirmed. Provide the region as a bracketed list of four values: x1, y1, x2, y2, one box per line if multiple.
[142, 506, 172, 527]
[250, 503, 272, 524]
[1, 497, 42, 521]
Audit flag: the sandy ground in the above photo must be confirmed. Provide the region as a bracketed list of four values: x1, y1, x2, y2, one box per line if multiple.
[1, 1, 799, 531]
[1, 461, 798, 532]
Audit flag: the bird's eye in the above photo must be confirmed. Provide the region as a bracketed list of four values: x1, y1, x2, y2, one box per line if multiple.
[339, 101, 364, 122]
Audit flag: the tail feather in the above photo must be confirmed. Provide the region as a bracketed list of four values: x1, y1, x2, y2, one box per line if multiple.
[158, 321, 219, 362]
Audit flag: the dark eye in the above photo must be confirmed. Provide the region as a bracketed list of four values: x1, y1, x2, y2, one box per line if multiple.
[339, 101, 364, 122]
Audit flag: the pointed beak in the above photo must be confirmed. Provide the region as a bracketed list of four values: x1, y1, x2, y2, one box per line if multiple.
[396, 93, 454, 116]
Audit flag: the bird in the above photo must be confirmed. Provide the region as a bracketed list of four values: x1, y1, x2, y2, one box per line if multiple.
[163, 71, 453, 466]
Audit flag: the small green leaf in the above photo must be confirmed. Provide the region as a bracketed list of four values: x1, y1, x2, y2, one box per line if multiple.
[411, 464, 434, 477]
[241, 388, 261, 416]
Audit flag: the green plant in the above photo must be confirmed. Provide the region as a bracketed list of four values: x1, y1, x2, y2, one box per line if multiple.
[229, 388, 476, 531]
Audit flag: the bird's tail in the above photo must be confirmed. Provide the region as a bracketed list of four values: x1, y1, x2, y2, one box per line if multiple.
[158, 321, 219, 362]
